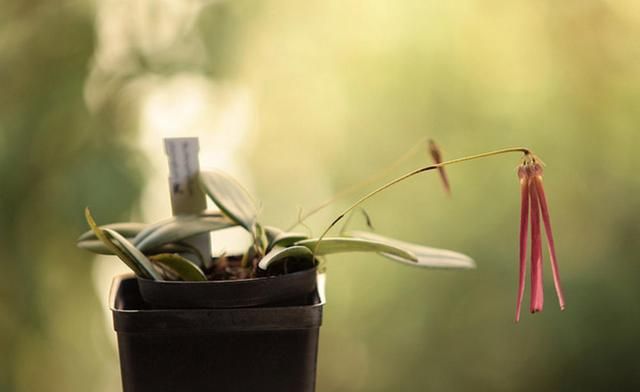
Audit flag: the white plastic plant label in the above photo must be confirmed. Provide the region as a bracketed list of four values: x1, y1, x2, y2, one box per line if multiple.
[164, 137, 211, 266]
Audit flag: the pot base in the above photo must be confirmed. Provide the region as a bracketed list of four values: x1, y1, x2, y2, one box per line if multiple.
[110, 275, 324, 392]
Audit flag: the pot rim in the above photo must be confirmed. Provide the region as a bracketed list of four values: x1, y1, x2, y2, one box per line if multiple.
[109, 273, 326, 315]
[136, 263, 318, 286]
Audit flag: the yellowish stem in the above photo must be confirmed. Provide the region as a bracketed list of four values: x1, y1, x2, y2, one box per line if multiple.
[313, 147, 531, 255]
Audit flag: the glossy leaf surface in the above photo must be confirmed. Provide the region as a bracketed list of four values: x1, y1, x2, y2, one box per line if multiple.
[199, 170, 258, 231]
[258, 245, 314, 270]
[296, 237, 418, 262]
[267, 232, 310, 252]
[133, 212, 234, 252]
[77, 222, 147, 242]
[346, 230, 475, 269]
[149, 253, 207, 281]
[103, 228, 163, 280]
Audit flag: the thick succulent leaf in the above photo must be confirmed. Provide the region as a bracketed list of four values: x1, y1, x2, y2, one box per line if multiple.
[133, 212, 234, 252]
[77, 238, 135, 254]
[76, 239, 205, 264]
[132, 211, 227, 244]
[258, 245, 314, 270]
[295, 237, 418, 262]
[199, 170, 258, 231]
[148, 253, 207, 281]
[345, 231, 475, 269]
[77, 222, 147, 243]
[145, 243, 206, 266]
[83, 208, 161, 280]
[267, 232, 310, 252]
[103, 228, 163, 280]
[84, 209, 144, 275]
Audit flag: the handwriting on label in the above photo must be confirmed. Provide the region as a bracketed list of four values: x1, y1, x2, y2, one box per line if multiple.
[164, 137, 206, 214]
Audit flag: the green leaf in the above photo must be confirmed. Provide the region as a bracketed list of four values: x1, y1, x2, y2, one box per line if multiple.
[84, 208, 161, 280]
[133, 212, 234, 252]
[145, 243, 206, 266]
[199, 170, 258, 231]
[76, 240, 206, 264]
[77, 222, 147, 243]
[103, 228, 163, 280]
[345, 231, 475, 269]
[295, 237, 418, 262]
[148, 253, 207, 281]
[84, 209, 143, 275]
[77, 238, 136, 254]
[132, 211, 226, 244]
[258, 245, 314, 270]
[267, 232, 309, 252]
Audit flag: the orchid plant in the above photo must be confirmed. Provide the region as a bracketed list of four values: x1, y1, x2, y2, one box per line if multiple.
[77, 141, 565, 321]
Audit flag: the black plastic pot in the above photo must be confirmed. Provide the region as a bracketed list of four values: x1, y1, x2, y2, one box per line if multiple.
[110, 274, 324, 392]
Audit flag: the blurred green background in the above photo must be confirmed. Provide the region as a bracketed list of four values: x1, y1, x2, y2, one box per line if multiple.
[1, 0, 639, 391]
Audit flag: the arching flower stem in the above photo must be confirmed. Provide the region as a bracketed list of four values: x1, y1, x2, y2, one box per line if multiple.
[314, 147, 531, 255]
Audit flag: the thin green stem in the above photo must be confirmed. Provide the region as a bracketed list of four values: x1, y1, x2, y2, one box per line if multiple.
[313, 147, 531, 255]
[285, 137, 428, 232]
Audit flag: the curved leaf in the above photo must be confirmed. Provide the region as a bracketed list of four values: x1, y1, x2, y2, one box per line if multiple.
[133, 212, 234, 252]
[345, 231, 475, 269]
[77, 238, 135, 254]
[77, 222, 147, 243]
[83, 208, 161, 280]
[84, 209, 143, 275]
[267, 232, 309, 252]
[199, 170, 258, 231]
[149, 253, 207, 281]
[295, 237, 418, 262]
[103, 228, 162, 280]
[76, 240, 206, 264]
[258, 245, 314, 270]
[133, 211, 226, 243]
[145, 243, 206, 266]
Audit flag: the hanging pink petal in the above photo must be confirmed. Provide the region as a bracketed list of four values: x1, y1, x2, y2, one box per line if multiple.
[515, 168, 530, 323]
[529, 178, 544, 313]
[534, 176, 566, 311]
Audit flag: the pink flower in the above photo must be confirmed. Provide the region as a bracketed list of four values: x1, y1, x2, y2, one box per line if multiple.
[516, 155, 566, 322]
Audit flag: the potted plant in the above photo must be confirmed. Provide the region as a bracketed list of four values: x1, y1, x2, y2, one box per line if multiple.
[78, 138, 565, 392]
